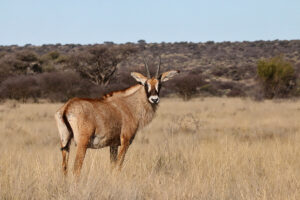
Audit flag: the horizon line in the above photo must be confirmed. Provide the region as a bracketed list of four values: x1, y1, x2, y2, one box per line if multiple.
[1, 38, 300, 47]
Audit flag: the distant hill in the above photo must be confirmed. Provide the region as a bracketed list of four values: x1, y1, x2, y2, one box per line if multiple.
[0, 40, 299, 101]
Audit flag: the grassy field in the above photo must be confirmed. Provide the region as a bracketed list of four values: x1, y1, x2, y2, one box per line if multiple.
[1, 97, 300, 200]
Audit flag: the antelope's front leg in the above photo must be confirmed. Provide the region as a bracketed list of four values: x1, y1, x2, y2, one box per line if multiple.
[110, 146, 118, 169]
[116, 135, 130, 170]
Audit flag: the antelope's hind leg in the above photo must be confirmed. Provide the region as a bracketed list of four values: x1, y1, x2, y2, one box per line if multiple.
[61, 145, 70, 176]
[55, 112, 72, 175]
[72, 125, 93, 177]
[73, 137, 89, 177]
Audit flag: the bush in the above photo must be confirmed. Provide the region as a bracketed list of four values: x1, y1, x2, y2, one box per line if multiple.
[37, 72, 93, 102]
[212, 81, 247, 97]
[170, 73, 208, 101]
[0, 60, 13, 83]
[0, 75, 40, 102]
[257, 56, 296, 98]
[48, 51, 60, 60]
[0, 72, 102, 102]
[257, 56, 295, 98]
[16, 51, 38, 62]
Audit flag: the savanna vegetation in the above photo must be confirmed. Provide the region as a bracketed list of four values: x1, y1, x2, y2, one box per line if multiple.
[1, 40, 300, 199]
[1, 40, 300, 101]
[1, 98, 300, 199]
[257, 55, 296, 98]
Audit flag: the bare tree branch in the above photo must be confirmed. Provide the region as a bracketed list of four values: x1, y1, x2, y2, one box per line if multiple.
[68, 44, 137, 86]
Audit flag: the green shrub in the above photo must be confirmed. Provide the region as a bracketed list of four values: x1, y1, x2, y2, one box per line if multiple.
[257, 56, 295, 98]
[48, 51, 60, 60]
[16, 51, 38, 62]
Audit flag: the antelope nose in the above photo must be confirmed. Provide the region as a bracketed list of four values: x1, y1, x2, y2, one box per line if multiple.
[151, 97, 159, 103]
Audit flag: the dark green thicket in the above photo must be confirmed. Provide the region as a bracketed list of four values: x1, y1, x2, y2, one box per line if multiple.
[257, 56, 296, 98]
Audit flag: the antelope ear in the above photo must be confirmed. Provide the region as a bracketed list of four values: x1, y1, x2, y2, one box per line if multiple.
[159, 70, 180, 82]
[131, 72, 148, 85]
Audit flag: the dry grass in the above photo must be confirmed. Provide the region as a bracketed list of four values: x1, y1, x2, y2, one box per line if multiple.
[1, 97, 300, 200]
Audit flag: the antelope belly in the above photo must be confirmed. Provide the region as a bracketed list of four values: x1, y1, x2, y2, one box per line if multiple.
[88, 134, 108, 149]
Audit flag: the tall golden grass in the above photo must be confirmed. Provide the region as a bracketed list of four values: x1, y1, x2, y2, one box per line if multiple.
[1, 97, 300, 200]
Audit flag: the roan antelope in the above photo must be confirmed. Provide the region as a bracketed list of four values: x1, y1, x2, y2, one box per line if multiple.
[55, 57, 180, 176]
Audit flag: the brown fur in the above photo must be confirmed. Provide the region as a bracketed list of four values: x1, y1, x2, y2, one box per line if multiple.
[55, 70, 179, 176]
[55, 84, 157, 176]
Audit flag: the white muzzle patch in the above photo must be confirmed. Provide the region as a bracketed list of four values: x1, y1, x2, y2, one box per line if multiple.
[149, 95, 159, 104]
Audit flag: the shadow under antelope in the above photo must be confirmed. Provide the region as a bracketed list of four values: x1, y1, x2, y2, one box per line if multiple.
[55, 57, 180, 176]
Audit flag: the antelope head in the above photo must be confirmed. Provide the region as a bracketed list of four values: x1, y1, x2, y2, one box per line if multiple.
[131, 57, 180, 104]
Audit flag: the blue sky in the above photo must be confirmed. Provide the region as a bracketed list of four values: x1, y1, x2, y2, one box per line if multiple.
[0, 0, 299, 45]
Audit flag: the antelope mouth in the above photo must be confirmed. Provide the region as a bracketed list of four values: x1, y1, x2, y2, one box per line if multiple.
[149, 96, 160, 104]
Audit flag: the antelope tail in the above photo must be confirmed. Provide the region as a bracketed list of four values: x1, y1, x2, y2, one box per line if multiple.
[60, 111, 73, 151]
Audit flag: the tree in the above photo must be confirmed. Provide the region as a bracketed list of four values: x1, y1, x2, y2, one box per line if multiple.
[137, 39, 146, 45]
[257, 55, 296, 98]
[171, 73, 208, 101]
[69, 44, 137, 86]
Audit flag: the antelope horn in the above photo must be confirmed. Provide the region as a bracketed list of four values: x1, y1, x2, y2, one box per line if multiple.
[143, 57, 151, 78]
[156, 56, 161, 78]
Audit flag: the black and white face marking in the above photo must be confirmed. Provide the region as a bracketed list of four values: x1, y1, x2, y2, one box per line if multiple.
[144, 78, 161, 104]
[131, 70, 180, 105]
